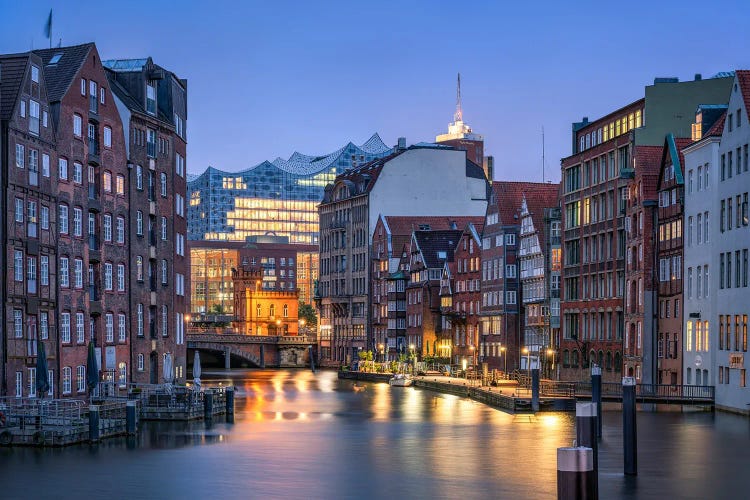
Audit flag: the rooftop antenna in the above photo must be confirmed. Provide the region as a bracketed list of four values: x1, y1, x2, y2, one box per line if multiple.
[454, 73, 463, 123]
[542, 126, 546, 183]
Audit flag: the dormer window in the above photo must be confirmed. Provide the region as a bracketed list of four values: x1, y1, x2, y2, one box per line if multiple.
[48, 53, 62, 65]
[146, 82, 156, 115]
[31, 65, 39, 83]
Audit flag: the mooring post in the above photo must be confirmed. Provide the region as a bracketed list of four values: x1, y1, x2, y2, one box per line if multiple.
[226, 386, 235, 415]
[591, 364, 602, 438]
[204, 391, 214, 420]
[531, 368, 540, 412]
[126, 400, 137, 435]
[576, 402, 598, 497]
[557, 447, 596, 500]
[623, 376, 637, 475]
[89, 405, 100, 443]
[224, 347, 231, 370]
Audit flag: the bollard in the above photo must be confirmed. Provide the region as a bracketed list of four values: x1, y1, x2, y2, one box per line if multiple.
[204, 391, 214, 420]
[126, 400, 137, 435]
[226, 386, 235, 415]
[576, 402, 598, 498]
[623, 377, 637, 475]
[531, 368, 540, 412]
[309, 345, 316, 373]
[557, 447, 597, 500]
[591, 365, 602, 438]
[89, 405, 100, 443]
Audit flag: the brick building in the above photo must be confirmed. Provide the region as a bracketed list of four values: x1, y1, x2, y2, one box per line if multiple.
[560, 75, 733, 383]
[656, 134, 691, 385]
[104, 57, 188, 384]
[34, 44, 131, 396]
[0, 52, 59, 397]
[232, 266, 299, 336]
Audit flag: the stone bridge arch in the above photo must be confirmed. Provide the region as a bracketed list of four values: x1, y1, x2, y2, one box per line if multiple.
[193, 342, 263, 368]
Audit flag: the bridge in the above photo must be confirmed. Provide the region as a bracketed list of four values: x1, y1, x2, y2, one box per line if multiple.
[187, 333, 316, 369]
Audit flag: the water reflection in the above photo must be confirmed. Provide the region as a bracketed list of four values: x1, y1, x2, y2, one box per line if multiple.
[1, 369, 748, 500]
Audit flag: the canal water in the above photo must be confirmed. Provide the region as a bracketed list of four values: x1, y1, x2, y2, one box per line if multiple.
[1, 369, 748, 499]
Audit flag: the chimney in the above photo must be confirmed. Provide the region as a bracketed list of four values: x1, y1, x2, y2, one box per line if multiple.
[397, 137, 406, 150]
[695, 73, 702, 81]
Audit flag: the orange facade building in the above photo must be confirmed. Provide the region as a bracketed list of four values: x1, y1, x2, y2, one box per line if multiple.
[232, 266, 299, 336]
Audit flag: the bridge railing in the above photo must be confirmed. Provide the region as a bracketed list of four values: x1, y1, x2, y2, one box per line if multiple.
[187, 333, 316, 344]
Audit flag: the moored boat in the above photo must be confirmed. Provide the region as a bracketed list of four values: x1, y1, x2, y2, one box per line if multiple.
[389, 374, 413, 387]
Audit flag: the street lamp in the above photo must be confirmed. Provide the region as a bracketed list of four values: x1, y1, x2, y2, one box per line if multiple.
[500, 346, 507, 376]
[409, 344, 416, 374]
[469, 345, 476, 386]
[522, 347, 530, 382]
[378, 343, 384, 363]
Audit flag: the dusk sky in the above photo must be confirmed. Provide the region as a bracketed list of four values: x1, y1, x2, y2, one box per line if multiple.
[2, 0, 748, 182]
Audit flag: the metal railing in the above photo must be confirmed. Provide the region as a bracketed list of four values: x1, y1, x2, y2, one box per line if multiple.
[514, 379, 715, 402]
[0, 397, 87, 428]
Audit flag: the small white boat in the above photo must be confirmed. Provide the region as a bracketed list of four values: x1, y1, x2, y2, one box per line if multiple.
[389, 374, 413, 387]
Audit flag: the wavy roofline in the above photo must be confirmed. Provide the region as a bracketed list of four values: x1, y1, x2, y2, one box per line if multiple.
[188, 133, 391, 184]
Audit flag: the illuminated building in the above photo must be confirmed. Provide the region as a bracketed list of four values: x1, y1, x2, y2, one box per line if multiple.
[188, 239, 316, 320]
[435, 73, 484, 167]
[296, 250, 318, 306]
[187, 134, 393, 244]
[232, 266, 299, 336]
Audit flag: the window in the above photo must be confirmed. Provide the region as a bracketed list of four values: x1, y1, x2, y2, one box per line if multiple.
[162, 306, 168, 337]
[31, 65, 39, 82]
[40, 312, 48, 340]
[76, 366, 85, 393]
[73, 114, 82, 137]
[60, 257, 69, 287]
[136, 256, 144, 281]
[175, 194, 184, 217]
[161, 217, 167, 240]
[103, 214, 112, 241]
[74, 258, 83, 288]
[283, 304, 289, 317]
[118, 362, 127, 387]
[176, 153, 185, 177]
[104, 263, 113, 290]
[40, 255, 49, 286]
[176, 233, 185, 256]
[505, 234, 516, 246]
[27, 201, 37, 237]
[15, 198, 24, 223]
[146, 83, 156, 115]
[62, 367, 72, 394]
[137, 304, 144, 336]
[160, 172, 167, 197]
[147, 128, 156, 158]
[100, 87, 106, 104]
[161, 259, 168, 284]
[13, 309, 23, 338]
[106, 313, 114, 343]
[116, 175, 124, 195]
[136, 165, 143, 190]
[16, 144, 25, 168]
[20, 100, 25, 117]
[42, 153, 50, 177]
[28, 149, 39, 185]
[103, 126, 112, 148]
[73, 162, 82, 184]
[73, 207, 82, 236]
[176, 273, 185, 296]
[103, 171, 112, 192]
[117, 264, 125, 291]
[117, 217, 125, 244]
[60, 313, 71, 343]
[75, 313, 84, 343]
[136, 211, 143, 235]
[29, 100, 40, 134]
[137, 354, 144, 371]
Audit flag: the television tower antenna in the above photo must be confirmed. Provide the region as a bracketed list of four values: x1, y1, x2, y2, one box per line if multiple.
[542, 126, 546, 183]
[454, 73, 463, 123]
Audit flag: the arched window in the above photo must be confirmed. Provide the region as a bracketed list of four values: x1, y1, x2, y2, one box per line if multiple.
[572, 349, 579, 367]
[137, 353, 144, 371]
[270, 304, 275, 317]
[589, 350, 596, 368]
[256, 304, 261, 317]
[606, 351, 612, 371]
[283, 304, 288, 318]
[598, 350, 604, 368]
[614, 352, 622, 372]
[563, 350, 570, 367]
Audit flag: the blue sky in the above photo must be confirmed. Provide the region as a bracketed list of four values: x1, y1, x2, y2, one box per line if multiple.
[1, 0, 748, 182]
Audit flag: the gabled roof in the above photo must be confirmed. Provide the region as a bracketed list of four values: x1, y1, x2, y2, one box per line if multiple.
[634, 145, 664, 200]
[658, 134, 691, 188]
[380, 215, 484, 259]
[0, 53, 29, 120]
[704, 111, 726, 137]
[736, 70, 750, 118]
[412, 230, 462, 269]
[33, 43, 93, 102]
[520, 184, 560, 250]
[490, 181, 559, 226]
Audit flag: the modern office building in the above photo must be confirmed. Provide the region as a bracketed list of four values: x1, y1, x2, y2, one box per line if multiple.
[560, 74, 733, 383]
[187, 134, 393, 244]
[104, 57, 189, 385]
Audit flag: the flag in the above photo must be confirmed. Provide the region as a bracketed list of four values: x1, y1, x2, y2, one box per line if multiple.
[44, 10, 52, 46]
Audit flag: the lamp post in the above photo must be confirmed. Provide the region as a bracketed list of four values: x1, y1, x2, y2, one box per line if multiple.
[500, 346, 507, 377]
[409, 344, 416, 374]
[469, 345, 476, 386]
[522, 347, 530, 383]
[378, 343, 384, 364]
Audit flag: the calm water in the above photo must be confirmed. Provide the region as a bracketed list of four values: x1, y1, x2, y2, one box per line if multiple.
[2, 369, 749, 499]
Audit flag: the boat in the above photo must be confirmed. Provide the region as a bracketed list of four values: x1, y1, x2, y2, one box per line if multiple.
[389, 374, 413, 387]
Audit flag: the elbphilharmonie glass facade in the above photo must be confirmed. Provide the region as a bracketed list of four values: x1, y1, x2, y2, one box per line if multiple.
[187, 134, 392, 244]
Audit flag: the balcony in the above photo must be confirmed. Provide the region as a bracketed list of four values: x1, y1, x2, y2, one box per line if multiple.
[88, 186, 101, 213]
[88, 139, 100, 165]
[88, 235, 101, 262]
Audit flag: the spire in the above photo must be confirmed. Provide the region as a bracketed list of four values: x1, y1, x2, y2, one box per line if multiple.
[454, 73, 463, 123]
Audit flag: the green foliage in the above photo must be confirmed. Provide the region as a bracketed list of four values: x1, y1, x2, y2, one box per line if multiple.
[210, 304, 226, 315]
[298, 302, 318, 327]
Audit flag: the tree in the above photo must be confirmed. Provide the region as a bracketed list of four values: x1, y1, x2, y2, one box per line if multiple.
[210, 303, 226, 315]
[298, 302, 318, 327]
